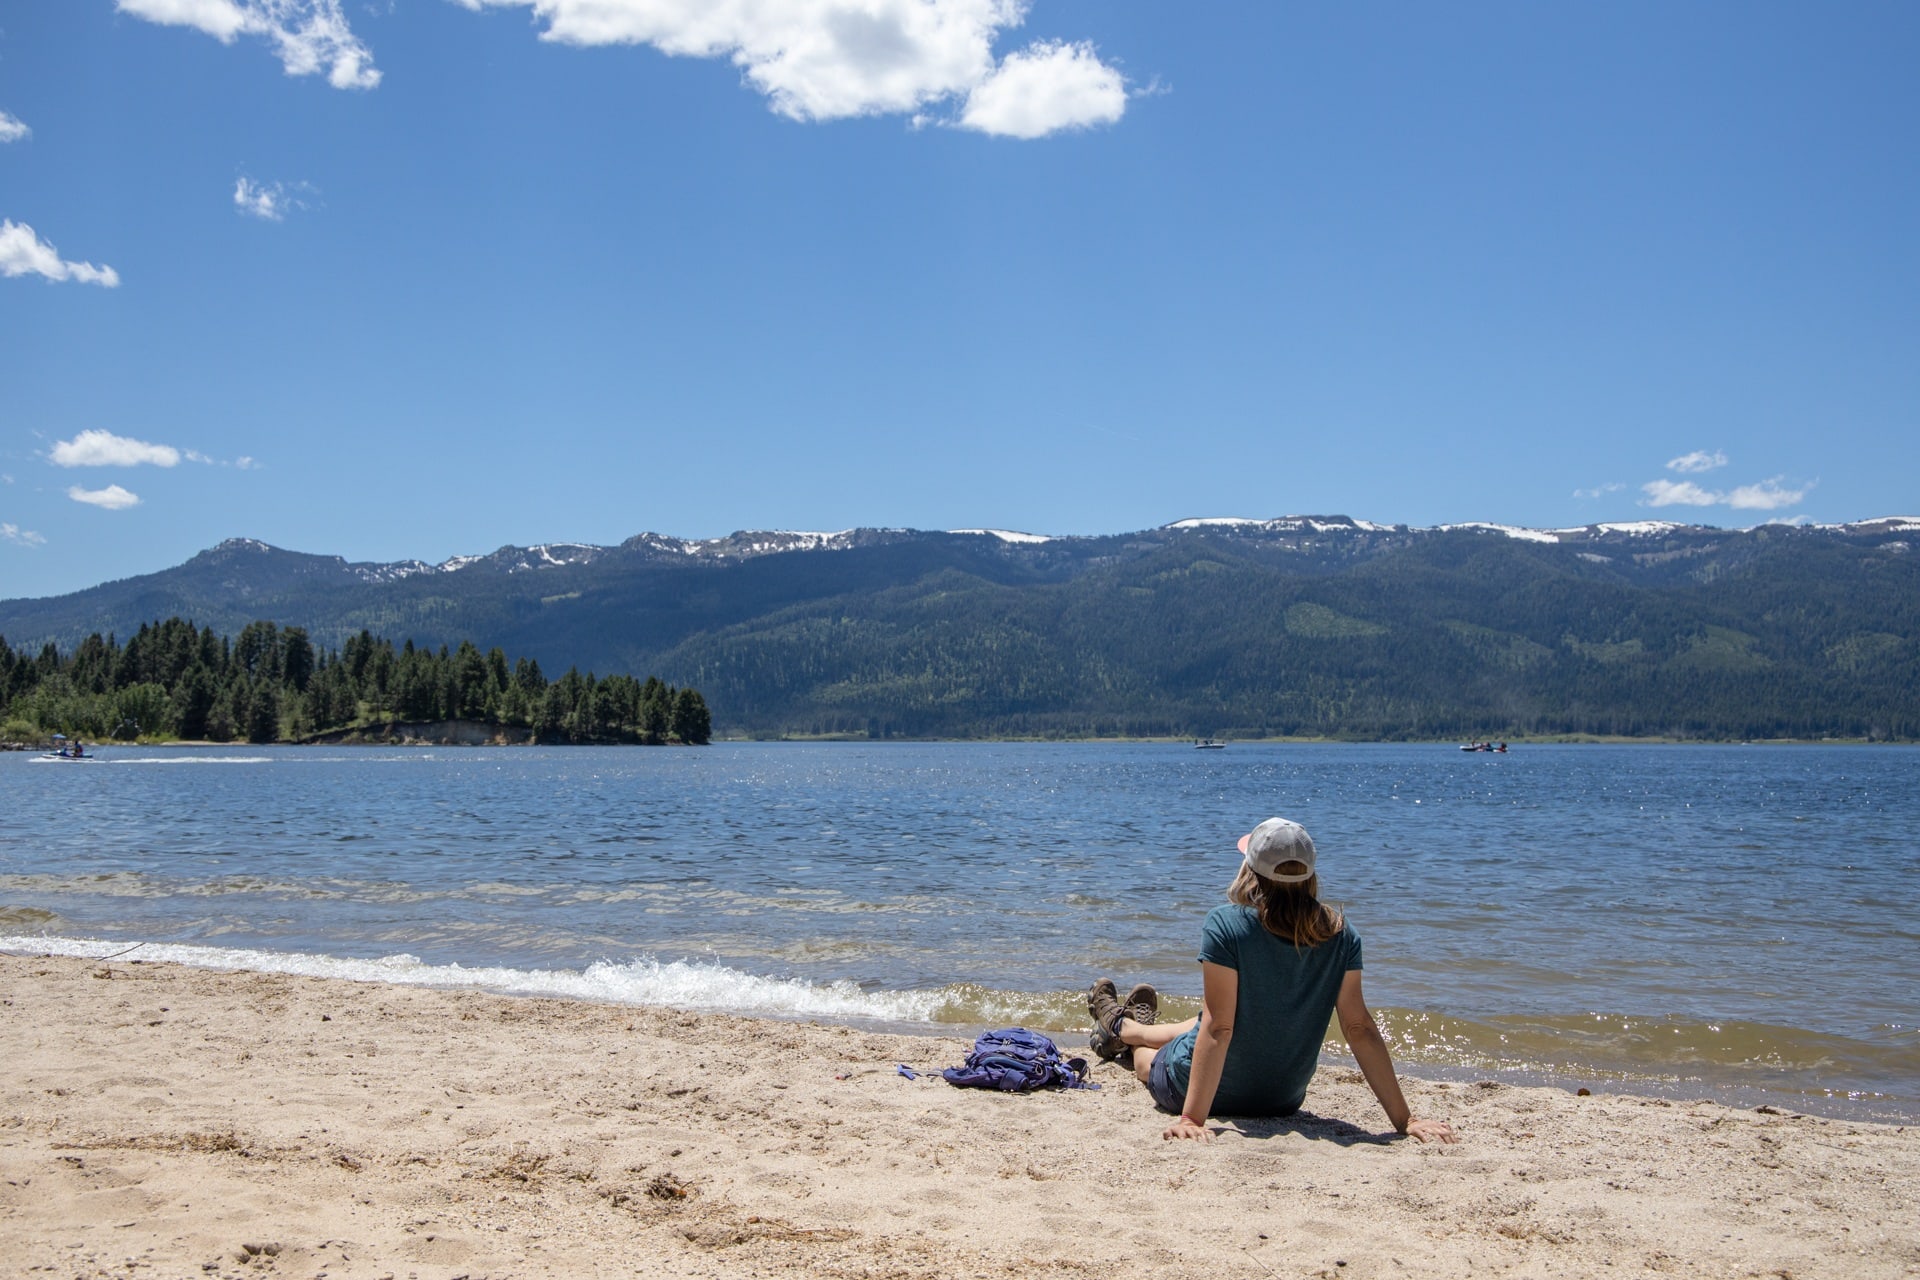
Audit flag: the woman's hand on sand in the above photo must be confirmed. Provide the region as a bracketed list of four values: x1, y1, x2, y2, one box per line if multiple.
[1404, 1117, 1457, 1144]
[1163, 1117, 1211, 1142]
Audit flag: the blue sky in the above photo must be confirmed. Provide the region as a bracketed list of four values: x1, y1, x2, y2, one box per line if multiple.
[3, 2, 1917, 600]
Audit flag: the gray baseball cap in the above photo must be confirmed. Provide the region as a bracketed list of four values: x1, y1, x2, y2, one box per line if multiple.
[1237, 817, 1316, 883]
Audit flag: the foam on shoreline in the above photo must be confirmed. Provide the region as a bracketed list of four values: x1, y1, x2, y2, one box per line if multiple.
[0, 933, 950, 1023]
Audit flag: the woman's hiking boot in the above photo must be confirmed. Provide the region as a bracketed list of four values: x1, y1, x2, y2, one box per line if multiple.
[1123, 983, 1159, 1027]
[1086, 978, 1126, 1061]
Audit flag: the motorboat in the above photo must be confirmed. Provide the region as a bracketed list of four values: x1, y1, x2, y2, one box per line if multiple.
[43, 735, 95, 760]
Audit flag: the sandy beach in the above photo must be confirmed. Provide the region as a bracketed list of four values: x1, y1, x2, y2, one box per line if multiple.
[2, 953, 1915, 1280]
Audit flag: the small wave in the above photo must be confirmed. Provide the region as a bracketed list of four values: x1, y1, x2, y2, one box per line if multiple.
[0, 872, 433, 904]
[916, 983, 1198, 1031]
[1362, 1006, 1920, 1095]
[0, 934, 950, 1023]
[0, 933, 1143, 1030]
[0, 929, 1171, 1034]
[104, 756, 276, 765]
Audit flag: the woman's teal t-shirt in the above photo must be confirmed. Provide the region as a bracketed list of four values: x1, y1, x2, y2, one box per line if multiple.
[1161, 904, 1363, 1116]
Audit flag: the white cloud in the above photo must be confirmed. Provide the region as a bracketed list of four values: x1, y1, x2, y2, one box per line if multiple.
[67, 484, 143, 510]
[0, 111, 29, 143]
[1641, 478, 1721, 507]
[1726, 477, 1812, 511]
[1640, 471, 1812, 513]
[958, 39, 1125, 138]
[234, 176, 315, 221]
[117, 0, 380, 89]
[452, 0, 1126, 135]
[1666, 449, 1728, 474]
[122, 1, 1135, 132]
[120, 0, 250, 40]
[180, 447, 260, 468]
[1, 522, 47, 546]
[1573, 482, 1626, 501]
[50, 430, 181, 469]
[0, 220, 122, 287]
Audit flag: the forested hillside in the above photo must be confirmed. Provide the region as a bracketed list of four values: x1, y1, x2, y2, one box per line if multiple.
[3, 518, 1916, 740]
[0, 618, 711, 745]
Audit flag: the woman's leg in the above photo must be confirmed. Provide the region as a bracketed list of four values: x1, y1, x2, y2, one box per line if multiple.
[1118, 1015, 1195, 1050]
[1119, 1015, 1195, 1082]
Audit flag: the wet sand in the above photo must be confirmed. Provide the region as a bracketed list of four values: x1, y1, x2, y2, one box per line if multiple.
[3, 952, 1916, 1279]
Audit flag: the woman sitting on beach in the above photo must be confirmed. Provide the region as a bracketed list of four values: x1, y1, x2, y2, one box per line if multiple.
[1088, 817, 1456, 1144]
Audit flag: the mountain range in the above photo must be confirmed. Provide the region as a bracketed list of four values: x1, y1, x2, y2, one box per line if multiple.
[4, 515, 1917, 740]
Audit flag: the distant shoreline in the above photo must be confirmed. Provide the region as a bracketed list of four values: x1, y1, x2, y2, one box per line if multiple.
[721, 733, 1909, 746]
[30, 730, 1903, 750]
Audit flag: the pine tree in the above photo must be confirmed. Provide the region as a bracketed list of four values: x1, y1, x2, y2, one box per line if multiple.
[671, 687, 711, 744]
[641, 688, 670, 745]
[282, 627, 315, 692]
[246, 682, 281, 744]
[172, 665, 216, 740]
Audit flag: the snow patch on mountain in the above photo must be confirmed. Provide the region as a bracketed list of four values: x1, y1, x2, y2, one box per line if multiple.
[1165, 516, 1397, 535]
[1438, 522, 1560, 544]
[1836, 517, 1920, 534]
[951, 528, 1053, 544]
[367, 560, 436, 581]
[1165, 517, 1267, 529]
[1584, 521, 1688, 537]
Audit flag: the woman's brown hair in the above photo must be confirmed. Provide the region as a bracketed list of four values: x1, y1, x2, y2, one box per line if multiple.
[1228, 863, 1344, 947]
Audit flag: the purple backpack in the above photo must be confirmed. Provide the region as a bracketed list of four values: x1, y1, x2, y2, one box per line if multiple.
[941, 1028, 1097, 1092]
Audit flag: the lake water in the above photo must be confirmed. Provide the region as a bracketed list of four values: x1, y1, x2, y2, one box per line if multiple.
[4, 742, 1916, 1122]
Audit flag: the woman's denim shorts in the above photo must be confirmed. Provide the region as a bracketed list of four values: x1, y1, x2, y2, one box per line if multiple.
[1146, 1047, 1186, 1114]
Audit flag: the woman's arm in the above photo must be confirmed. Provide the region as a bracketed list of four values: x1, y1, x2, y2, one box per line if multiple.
[1335, 970, 1457, 1144]
[1163, 960, 1237, 1141]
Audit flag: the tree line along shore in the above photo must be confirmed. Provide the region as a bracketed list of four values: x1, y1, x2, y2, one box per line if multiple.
[0, 617, 711, 746]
